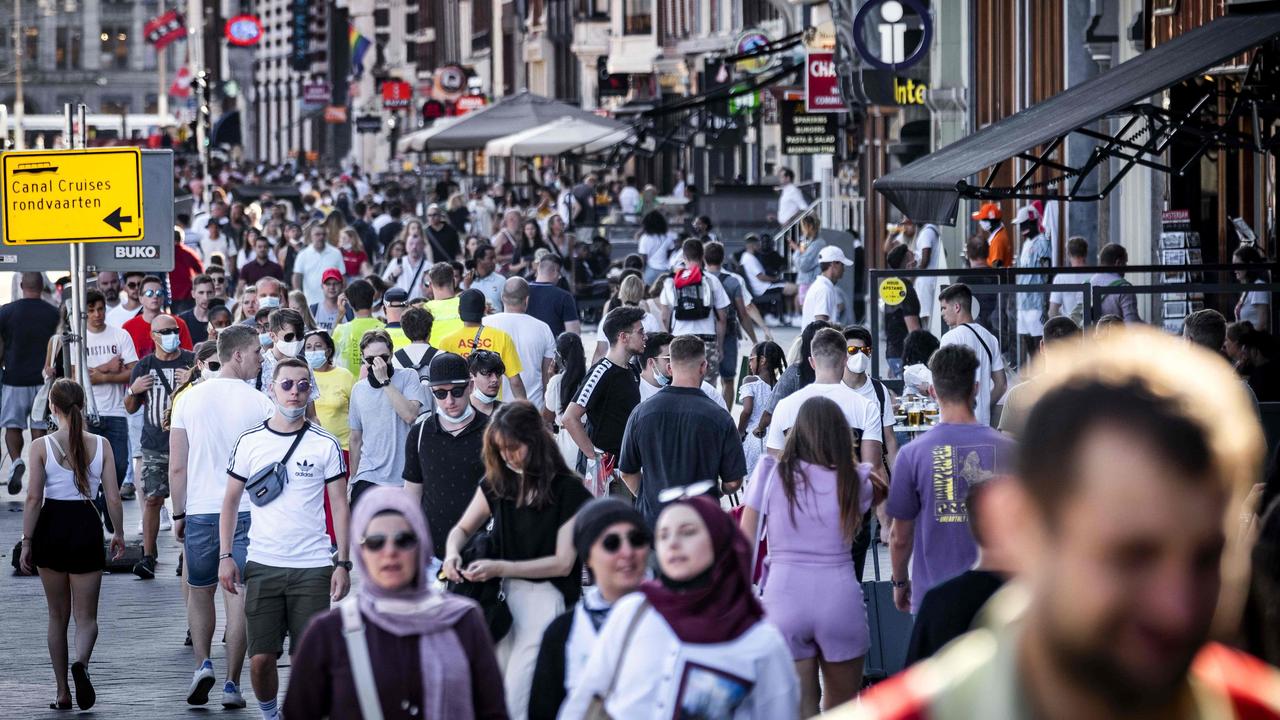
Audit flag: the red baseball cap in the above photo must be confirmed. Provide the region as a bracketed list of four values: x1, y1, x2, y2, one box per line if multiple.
[321, 268, 344, 284]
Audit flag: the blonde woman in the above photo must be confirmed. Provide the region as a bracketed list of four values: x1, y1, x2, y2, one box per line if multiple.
[592, 274, 663, 363]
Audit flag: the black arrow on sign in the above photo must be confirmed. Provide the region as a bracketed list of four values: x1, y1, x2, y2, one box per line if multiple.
[103, 207, 133, 232]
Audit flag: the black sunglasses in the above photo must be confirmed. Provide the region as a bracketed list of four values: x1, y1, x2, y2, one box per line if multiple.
[125, 281, 140, 288]
[153, 327, 180, 336]
[431, 386, 468, 400]
[600, 529, 650, 553]
[205, 361, 221, 372]
[363, 354, 391, 365]
[280, 332, 299, 342]
[276, 379, 312, 394]
[360, 531, 418, 552]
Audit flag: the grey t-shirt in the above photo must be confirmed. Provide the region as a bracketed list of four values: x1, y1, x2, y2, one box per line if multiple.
[348, 368, 428, 486]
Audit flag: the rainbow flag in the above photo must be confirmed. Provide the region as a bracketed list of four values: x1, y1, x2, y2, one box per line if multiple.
[349, 24, 371, 78]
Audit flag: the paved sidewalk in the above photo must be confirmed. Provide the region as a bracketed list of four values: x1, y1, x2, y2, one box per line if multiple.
[0, 489, 291, 719]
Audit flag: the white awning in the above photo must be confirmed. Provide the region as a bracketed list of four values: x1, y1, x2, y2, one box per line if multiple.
[397, 116, 467, 153]
[484, 116, 626, 157]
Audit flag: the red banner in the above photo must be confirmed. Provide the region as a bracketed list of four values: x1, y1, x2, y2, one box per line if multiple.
[381, 81, 412, 110]
[145, 10, 186, 51]
[170, 65, 192, 98]
[805, 50, 844, 113]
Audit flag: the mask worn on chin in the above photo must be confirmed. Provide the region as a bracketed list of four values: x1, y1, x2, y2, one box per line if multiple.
[847, 351, 870, 375]
[436, 402, 475, 424]
[259, 297, 282, 309]
[368, 373, 388, 389]
[258, 333, 273, 348]
[275, 402, 306, 421]
[276, 340, 302, 357]
[158, 334, 181, 353]
[304, 351, 327, 370]
[472, 388, 498, 405]
[653, 368, 672, 387]
[204, 369, 219, 379]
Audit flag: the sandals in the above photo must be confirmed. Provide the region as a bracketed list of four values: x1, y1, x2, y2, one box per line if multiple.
[70, 661, 95, 710]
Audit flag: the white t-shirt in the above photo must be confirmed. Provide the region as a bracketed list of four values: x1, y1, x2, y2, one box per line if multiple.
[106, 303, 141, 328]
[850, 377, 895, 429]
[383, 255, 431, 295]
[659, 271, 730, 337]
[740, 251, 780, 297]
[1049, 271, 1091, 318]
[227, 421, 346, 568]
[293, 245, 346, 306]
[200, 235, 232, 266]
[618, 186, 642, 215]
[1241, 280, 1271, 327]
[638, 233, 675, 272]
[801, 274, 839, 326]
[84, 326, 139, 417]
[170, 377, 276, 516]
[639, 377, 728, 411]
[485, 312, 556, 410]
[939, 322, 1005, 426]
[766, 381, 883, 450]
[778, 183, 808, 226]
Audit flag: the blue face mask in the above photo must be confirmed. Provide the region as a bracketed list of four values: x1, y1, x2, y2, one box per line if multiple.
[304, 350, 327, 370]
[258, 332, 273, 348]
[259, 296, 281, 309]
[158, 334, 181, 353]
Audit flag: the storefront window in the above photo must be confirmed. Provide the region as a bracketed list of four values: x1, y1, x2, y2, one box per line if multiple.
[622, 0, 652, 35]
[56, 26, 82, 70]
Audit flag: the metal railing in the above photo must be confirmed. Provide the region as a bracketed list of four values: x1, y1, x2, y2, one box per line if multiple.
[773, 195, 865, 267]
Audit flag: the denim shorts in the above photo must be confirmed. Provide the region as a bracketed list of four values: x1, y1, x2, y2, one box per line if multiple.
[184, 512, 250, 588]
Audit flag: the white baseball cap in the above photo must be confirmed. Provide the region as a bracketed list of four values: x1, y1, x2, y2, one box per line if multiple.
[818, 246, 854, 266]
[1012, 204, 1040, 225]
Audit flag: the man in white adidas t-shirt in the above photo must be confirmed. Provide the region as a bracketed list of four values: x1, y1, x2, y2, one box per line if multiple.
[169, 324, 275, 709]
[220, 357, 349, 720]
[938, 283, 1007, 427]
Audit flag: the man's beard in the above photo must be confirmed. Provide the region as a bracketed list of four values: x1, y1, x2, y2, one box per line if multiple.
[1042, 619, 1200, 712]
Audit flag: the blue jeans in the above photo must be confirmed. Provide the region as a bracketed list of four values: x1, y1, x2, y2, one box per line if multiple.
[89, 415, 129, 533]
[185, 512, 250, 588]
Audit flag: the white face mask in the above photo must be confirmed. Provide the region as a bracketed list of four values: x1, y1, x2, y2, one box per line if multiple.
[437, 402, 475, 424]
[259, 296, 281, 310]
[979, 219, 994, 233]
[847, 351, 870, 375]
[276, 339, 302, 357]
[472, 387, 498, 405]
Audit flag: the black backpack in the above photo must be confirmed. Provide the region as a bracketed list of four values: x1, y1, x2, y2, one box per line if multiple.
[673, 277, 712, 321]
[394, 347, 437, 382]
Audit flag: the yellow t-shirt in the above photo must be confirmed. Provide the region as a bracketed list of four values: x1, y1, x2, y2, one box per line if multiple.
[436, 324, 524, 377]
[425, 296, 462, 347]
[332, 316, 386, 372]
[312, 366, 356, 449]
[385, 325, 410, 350]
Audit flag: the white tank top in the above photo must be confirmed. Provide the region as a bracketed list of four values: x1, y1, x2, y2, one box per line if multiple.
[42, 434, 104, 501]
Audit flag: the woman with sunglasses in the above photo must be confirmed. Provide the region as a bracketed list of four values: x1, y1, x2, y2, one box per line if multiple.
[285, 487, 507, 720]
[561, 495, 798, 719]
[468, 349, 506, 417]
[444, 401, 593, 720]
[529, 498, 650, 720]
[740, 396, 885, 715]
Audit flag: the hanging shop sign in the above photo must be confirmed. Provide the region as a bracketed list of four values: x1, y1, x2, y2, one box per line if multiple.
[323, 106, 348, 124]
[780, 100, 837, 155]
[852, 0, 933, 71]
[859, 69, 929, 106]
[144, 10, 186, 50]
[289, 0, 310, 71]
[436, 65, 468, 95]
[455, 94, 488, 115]
[355, 115, 383, 133]
[805, 50, 845, 113]
[303, 81, 331, 104]
[382, 81, 412, 110]
[734, 30, 777, 75]
[224, 15, 263, 47]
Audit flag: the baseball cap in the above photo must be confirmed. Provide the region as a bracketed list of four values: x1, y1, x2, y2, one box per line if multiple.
[971, 202, 1002, 221]
[458, 289, 487, 322]
[383, 287, 409, 305]
[321, 268, 344, 284]
[1012, 204, 1040, 225]
[817, 246, 853, 266]
[427, 352, 470, 387]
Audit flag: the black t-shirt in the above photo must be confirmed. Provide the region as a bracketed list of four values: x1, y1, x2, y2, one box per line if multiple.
[964, 274, 1000, 332]
[129, 351, 196, 452]
[528, 283, 580, 337]
[178, 309, 209, 345]
[483, 473, 592, 603]
[377, 221, 404, 254]
[1246, 362, 1280, 403]
[884, 280, 922, 359]
[618, 386, 748, 527]
[905, 570, 1006, 665]
[403, 412, 489, 559]
[0, 298, 59, 386]
[573, 358, 640, 456]
[426, 223, 462, 261]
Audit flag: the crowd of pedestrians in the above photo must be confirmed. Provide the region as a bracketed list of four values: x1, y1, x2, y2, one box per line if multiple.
[3, 162, 1279, 720]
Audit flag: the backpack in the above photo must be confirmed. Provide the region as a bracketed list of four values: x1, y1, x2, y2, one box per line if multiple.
[711, 270, 741, 338]
[394, 346, 437, 382]
[673, 269, 713, 321]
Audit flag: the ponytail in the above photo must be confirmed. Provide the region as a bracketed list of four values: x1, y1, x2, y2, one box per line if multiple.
[49, 379, 90, 499]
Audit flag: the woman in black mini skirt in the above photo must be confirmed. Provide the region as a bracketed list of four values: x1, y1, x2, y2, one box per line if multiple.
[19, 380, 124, 711]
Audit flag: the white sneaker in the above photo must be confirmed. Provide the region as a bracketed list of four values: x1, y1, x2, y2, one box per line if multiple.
[159, 506, 172, 531]
[187, 660, 215, 705]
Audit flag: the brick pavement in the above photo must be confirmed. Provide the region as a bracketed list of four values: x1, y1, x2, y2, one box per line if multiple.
[0, 490, 294, 719]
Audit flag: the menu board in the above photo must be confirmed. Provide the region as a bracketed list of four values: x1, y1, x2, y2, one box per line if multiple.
[1159, 210, 1203, 333]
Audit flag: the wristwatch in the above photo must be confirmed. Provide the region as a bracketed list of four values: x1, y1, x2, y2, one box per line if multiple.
[889, 578, 909, 588]
[333, 559, 353, 571]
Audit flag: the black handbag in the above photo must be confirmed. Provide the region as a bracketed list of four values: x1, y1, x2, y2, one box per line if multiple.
[446, 517, 513, 642]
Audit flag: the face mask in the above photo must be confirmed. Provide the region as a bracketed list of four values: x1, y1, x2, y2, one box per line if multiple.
[275, 402, 306, 421]
[304, 351, 327, 370]
[158, 334, 181, 353]
[276, 339, 301, 357]
[368, 373, 388, 389]
[259, 296, 281, 309]
[847, 351, 870, 375]
[472, 387, 498, 405]
[979, 219, 994, 233]
[437, 402, 475, 424]
[653, 366, 671, 387]
[204, 368, 219, 379]
[258, 332, 273, 348]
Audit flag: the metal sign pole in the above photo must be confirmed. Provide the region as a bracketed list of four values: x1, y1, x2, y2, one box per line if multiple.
[76, 104, 98, 423]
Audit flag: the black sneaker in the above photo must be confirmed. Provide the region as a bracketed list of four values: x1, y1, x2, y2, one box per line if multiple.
[132, 555, 156, 579]
[184, 629, 192, 646]
[119, 482, 136, 500]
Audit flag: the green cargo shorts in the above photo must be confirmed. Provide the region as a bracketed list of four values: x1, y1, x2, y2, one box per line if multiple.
[242, 561, 333, 657]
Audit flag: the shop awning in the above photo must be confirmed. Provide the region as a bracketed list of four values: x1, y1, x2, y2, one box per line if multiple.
[422, 90, 625, 151]
[484, 116, 626, 157]
[397, 117, 466, 154]
[875, 11, 1280, 224]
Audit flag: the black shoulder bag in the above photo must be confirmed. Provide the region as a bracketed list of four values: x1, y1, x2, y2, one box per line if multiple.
[446, 513, 513, 642]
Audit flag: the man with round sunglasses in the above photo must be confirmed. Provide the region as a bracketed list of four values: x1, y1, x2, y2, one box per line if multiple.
[530, 498, 651, 719]
[348, 330, 427, 508]
[404, 352, 489, 582]
[220, 358, 350, 720]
